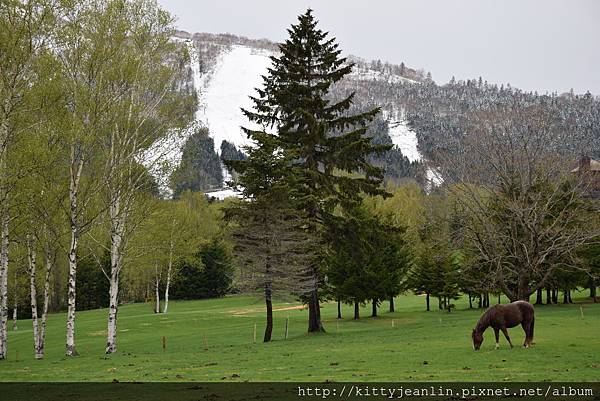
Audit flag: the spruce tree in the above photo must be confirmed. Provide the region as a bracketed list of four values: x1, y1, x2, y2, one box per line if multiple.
[240, 9, 390, 332]
[225, 109, 315, 342]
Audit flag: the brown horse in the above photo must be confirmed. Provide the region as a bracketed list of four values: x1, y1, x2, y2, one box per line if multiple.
[471, 300, 535, 350]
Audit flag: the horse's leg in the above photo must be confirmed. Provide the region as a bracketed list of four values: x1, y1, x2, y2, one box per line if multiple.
[500, 327, 513, 348]
[494, 328, 500, 349]
[521, 322, 530, 348]
[529, 317, 535, 346]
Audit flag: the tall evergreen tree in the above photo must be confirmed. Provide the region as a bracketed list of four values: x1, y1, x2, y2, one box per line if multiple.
[225, 107, 315, 342]
[240, 9, 390, 332]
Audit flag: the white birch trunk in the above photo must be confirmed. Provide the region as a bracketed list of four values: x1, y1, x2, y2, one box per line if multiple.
[38, 243, 53, 359]
[11, 304, 16, 331]
[12, 265, 17, 331]
[0, 99, 11, 360]
[154, 262, 160, 314]
[27, 235, 43, 359]
[163, 230, 174, 314]
[0, 211, 9, 360]
[106, 196, 125, 354]
[106, 270, 119, 353]
[66, 154, 83, 357]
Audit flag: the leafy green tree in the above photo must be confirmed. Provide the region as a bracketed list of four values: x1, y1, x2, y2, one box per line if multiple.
[239, 9, 390, 332]
[0, 0, 56, 361]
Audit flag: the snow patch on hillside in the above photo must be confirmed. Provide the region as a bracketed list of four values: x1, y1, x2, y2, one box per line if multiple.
[197, 45, 273, 153]
[383, 108, 443, 189]
[384, 109, 421, 163]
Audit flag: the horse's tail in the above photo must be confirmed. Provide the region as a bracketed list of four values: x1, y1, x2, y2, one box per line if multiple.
[530, 315, 535, 343]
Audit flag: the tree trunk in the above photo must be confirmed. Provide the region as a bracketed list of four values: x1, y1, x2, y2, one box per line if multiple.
[163, 253, 173, 314]
[590, 282, 598, 303]
[12, 306, 16, 331]
[27, 236, 42, 359]
[38, 244, 53, 360]
[568, 290, 573, 304]
[263, 282, 273, 343]
[353, 301, 359, 320]
[535, 289, 543, 305]
[106, 195, 126, 354]
[154, 275, 160, 314]
[337, 299, 342, 319]
[66, 156, 83, 357]
[426, 293, 430, 311]
[163, 226, 174, 314]
[154, 262, 160, 314]
[563, 290, 569, 304]
[468, 294, 473, 309]
[371, 298, 377, 317]
[106, 271, 119, 353]
[65, 224, 78, 356]
[552, 289, 558, 304]
[307, 288, 324, 332]
[0, 211, 9, 360]
[546, 288, 551, 304]
[389, 296, 395, 313]
[12, 266, 17, 331]
[478, 294, 482, 308]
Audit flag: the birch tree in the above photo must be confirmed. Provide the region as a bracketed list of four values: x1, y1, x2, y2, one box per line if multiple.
[125, 192, 219, 311]
[51, 0, 122, 356]
[94, 0, 193, 353]
[0, 0, 54, 360]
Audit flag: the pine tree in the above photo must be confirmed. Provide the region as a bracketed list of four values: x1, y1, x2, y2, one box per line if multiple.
[225, 107, 316, 342]
[239, 9, 390, 333]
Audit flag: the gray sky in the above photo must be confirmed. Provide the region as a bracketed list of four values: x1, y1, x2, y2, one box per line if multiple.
[157, 0, 600, 95]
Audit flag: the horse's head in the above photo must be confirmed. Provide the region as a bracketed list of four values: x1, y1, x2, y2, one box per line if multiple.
[472, 328, 483, 350]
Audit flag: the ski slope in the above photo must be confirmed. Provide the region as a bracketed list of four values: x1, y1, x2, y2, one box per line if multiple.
[197, 45, 273, 154]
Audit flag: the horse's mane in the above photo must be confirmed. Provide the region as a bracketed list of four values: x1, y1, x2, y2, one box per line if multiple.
[475, 307, 493, 331]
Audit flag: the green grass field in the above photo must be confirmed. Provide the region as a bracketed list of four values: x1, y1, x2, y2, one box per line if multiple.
[0, 293, 598, 382]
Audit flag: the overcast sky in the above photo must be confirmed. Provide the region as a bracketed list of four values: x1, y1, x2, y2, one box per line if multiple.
[156, 0, 600, 95]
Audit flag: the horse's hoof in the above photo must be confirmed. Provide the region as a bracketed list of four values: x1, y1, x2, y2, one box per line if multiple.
[495, 344, 499, 350]
[524, 345, 529, 349]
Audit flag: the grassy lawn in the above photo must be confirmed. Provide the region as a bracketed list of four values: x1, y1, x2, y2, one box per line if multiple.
[0, 293, 598, 382]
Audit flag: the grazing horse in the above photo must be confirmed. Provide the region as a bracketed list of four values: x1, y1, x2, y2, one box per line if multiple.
[471, 300, 535, 350]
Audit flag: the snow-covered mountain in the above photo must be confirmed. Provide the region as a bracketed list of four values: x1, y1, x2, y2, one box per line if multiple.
[162, 32, 431, 198]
